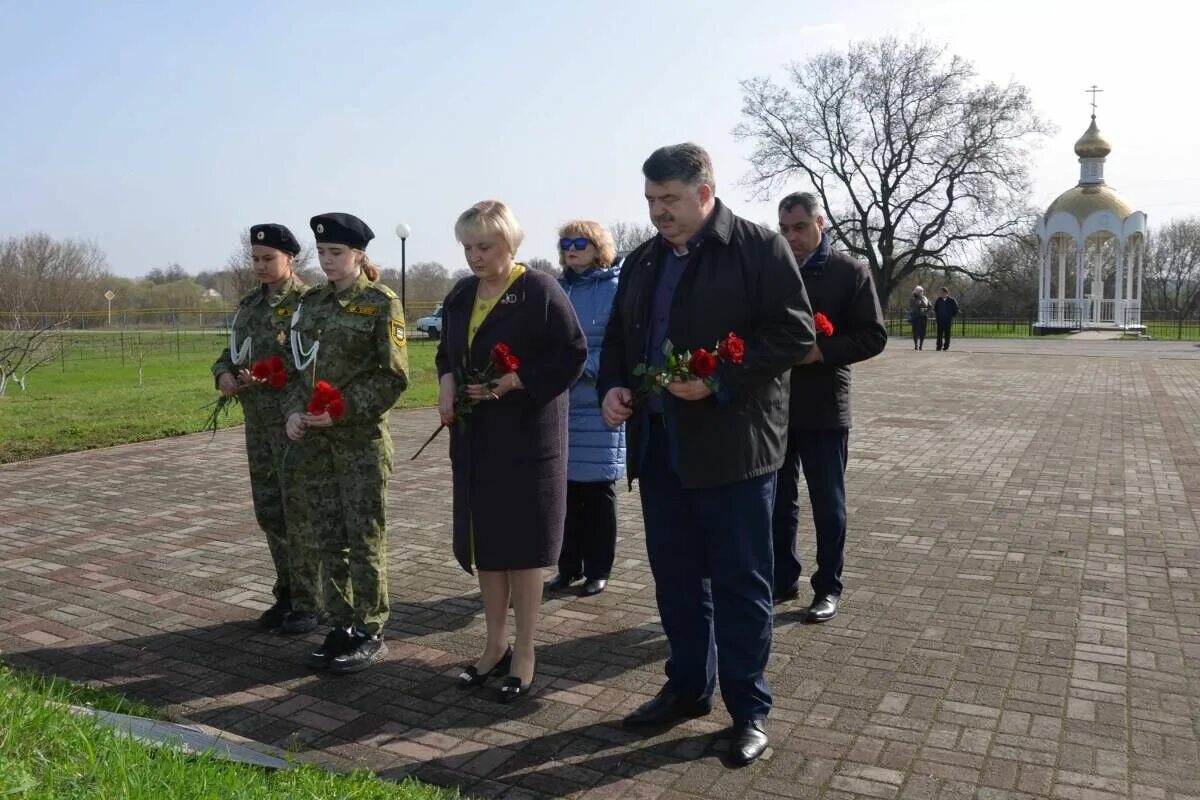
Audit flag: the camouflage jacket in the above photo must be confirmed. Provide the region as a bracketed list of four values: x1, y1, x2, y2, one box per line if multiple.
[285, 271, 408, 430]
[211, 275, 307, 424]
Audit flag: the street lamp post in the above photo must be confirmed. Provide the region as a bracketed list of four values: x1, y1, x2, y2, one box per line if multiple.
[394, 223, 411, 313]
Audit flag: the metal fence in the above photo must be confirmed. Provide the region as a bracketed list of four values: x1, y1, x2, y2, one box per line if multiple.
[885, 313, 1200, 341]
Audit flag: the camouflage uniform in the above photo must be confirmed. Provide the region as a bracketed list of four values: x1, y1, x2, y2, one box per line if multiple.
[211, 275, 321, 614]
[286, 271, 408, 636]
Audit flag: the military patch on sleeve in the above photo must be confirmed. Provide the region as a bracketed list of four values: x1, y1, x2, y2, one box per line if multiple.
[390, 320, 406, 346]
[345, 304, 380, 316]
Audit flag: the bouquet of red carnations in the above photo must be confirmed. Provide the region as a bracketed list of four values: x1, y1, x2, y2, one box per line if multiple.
[203, 356, 289, 436]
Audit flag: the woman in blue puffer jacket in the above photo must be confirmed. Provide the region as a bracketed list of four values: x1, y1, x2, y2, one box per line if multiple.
[546, 221, 626, 597]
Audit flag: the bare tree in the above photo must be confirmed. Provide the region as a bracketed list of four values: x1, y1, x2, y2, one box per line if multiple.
[0, 321, 62, 397]
[225, 229, 315, 297]
[1144, 217, 1200, 315]
[526, 257, 559, 278]
[735, 36, 1052, 304]
[609, 221, 658, 254]
[450, 268, 473, 283]
[405, 261, 452, 303]
[145, 263, 189, 285]
[0, 233, 111, 314]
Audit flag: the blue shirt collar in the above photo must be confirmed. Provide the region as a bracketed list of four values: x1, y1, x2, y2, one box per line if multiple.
[802, 232, 831, 271]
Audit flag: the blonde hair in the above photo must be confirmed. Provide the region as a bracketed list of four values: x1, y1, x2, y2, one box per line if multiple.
[557, 220, 616, 268]
[355, 250, 380, 282]
[454, 200, 524, 256]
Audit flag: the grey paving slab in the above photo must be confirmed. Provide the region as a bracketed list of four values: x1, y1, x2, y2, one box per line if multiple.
[2, 340, 1199, 799]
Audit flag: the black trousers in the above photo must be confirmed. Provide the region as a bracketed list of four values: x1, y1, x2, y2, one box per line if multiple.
[911, 316, 928, 349]
[771, 428, 849, 600]
[558, 480, 618, 580]
[935, 319, 953, 350]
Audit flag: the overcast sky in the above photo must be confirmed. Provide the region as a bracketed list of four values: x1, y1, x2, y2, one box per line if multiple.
[1, 0, 1193, 280]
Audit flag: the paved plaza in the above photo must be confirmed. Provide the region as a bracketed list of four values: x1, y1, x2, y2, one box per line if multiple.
[2, 339, 1199, 800]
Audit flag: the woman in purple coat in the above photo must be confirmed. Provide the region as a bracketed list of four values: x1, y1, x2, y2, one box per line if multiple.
[436, 200, 586, 702]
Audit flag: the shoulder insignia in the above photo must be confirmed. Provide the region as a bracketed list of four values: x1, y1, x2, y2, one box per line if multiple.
[275, 306, 293, 317]
[374, 283, 399, 300]
[390, 319, 406, 347]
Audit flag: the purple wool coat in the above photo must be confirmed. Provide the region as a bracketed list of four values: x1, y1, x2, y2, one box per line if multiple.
[435, 268, 586, 573]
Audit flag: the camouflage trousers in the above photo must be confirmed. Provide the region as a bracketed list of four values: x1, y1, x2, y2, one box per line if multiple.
[245, 420, 321, 613]
[292, 427, 393, 635]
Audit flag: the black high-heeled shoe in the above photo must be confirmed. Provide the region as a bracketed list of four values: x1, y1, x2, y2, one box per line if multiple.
[497, 674, 534, 704]
[456, 646, 512, 689]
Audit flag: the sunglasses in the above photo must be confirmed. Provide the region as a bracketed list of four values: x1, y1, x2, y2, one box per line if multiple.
[559, 237, 591, 252]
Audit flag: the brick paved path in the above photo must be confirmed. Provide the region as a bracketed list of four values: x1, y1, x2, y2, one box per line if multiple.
[3, 341, 1199, 799]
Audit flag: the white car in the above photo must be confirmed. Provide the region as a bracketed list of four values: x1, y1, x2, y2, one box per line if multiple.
[414, 306, 443, 339]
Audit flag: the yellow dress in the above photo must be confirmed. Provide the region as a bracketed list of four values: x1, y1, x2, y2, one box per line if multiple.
[466, 264, 526, 567]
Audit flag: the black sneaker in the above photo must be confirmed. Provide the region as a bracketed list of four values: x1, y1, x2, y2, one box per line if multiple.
[282, 609, 320, 635]
[304, 627, 354, 670]
[258, 597, 292, 630]
[329, 632, 387, 674]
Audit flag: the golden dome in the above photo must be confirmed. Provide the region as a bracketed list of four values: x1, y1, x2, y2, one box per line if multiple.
[1045, 183, 1133, 223]
[1074, 115, 1112, 159]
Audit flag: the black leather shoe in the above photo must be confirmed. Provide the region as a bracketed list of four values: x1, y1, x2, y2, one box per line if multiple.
[457, 646, 512, 689]
[623, 689, 712, 728]
[546, 573, 581, 591]
[729, 719, 769, 766]
[304, 627, 354, 669]
[258, 597, 291, 629]
[497, 674, 534, 704]
[281, 610, 319, 635]
[806, 595, 840, 623]
[773, 582, 801, 606]
[580, 578, 607, 596]
[330, 632, 387, 674]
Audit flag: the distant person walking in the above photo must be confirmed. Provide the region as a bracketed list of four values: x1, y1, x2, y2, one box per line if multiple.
[934, 287, 959, 351]
[908, 286, 932, 350]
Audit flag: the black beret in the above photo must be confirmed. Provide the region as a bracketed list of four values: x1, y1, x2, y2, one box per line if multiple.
[310, 212, 375, 250]
[249, 223, 301, 256]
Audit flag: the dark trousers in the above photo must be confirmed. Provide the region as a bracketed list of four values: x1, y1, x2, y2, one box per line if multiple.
[771, 428, 848, 600]
[911, 316, 928, 349]
[558, 480, 617, 580]
[935, 319, 953, 350]
[638, 422, 775, 724]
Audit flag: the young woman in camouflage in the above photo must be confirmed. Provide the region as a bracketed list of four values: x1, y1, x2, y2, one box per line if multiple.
[285, 212, 409, 674]
[211, 223, 321, 635]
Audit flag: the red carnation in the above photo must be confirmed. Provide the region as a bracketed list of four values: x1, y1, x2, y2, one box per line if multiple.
[250, 359, 272, 381]
[491, 343, 521, 374]
[266, 355, 285, 374]
[717, 332, 745, 365]
[688, 348, 718, 379]
[307, 397, 325, 414]
[814, 312, 834, 337]
[327, 397, 346, 420]
[267, 370, 287, 389]
[314, 380, 338, 403]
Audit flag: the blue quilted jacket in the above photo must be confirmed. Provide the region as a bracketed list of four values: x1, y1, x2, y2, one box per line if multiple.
[560, 264, 625, 483]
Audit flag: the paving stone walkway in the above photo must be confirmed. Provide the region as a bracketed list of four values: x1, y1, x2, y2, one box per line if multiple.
[2, 340, 1199, 799]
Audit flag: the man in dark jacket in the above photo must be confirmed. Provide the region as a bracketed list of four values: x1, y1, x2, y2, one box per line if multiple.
[934, 287, 959, 351]
[773, 192, 887, 624]
[600, 143, 815, 767]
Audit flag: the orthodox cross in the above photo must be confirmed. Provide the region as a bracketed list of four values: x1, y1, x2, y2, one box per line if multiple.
[1085, 85, 1103, 115]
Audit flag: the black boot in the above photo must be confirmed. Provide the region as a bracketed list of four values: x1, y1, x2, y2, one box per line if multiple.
[282, 609, 320, 635]
[258, 596, 291, 630]
[304, 627, 354, 670]
[330, 631, 387, 674]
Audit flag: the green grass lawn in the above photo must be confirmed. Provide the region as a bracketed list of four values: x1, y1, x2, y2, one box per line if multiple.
[0, 335, 438, 464]
[0, 663, 459, 799]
